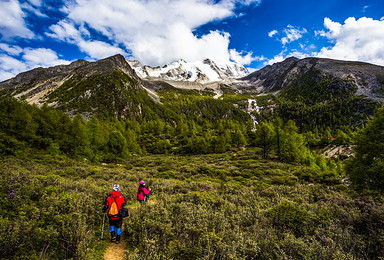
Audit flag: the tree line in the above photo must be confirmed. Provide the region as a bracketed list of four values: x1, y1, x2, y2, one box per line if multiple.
[1, 95, 347, 172]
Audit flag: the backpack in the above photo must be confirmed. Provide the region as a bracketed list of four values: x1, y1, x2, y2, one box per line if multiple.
[108, 197, 120, 218]
[120, 208, 129, 218]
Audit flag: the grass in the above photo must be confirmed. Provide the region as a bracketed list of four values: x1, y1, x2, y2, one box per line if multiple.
[1, 148, 383, 259]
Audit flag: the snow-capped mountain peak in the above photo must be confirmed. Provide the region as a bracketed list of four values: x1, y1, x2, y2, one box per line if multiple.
[127, 59, 249, 83]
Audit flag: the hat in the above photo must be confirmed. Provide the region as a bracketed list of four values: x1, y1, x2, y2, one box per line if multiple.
[139, 181, 146, 185]
[113, 184, 120, 191]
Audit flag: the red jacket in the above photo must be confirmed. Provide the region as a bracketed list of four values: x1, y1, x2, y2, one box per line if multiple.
[136, 185, 151, 201]
[104, 191, 126, 219]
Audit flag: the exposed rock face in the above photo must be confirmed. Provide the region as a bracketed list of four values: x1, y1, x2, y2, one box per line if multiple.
[0, 54, 142, 105]
[322, 144, 355, 159]
[236, 57, 384, 101]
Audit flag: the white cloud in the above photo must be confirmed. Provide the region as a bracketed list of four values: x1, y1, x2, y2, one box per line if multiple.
[48, 20, 126, 60]
[0, 43, 23, 55]
[22, 48, 70, 68]
[281, 25, 307, 45]
[317, 17, 384, 66]
[0, 54, 27, 72]
[0, 0, 35, 39]
[27, 0, 43, 7]
[78, 40, 126, 60]
[266, 48, 310, 66]
[0, 54, 27, 81]
[268, 30, 278, 37]
[47, 20, 88, 43]
[266, 54, 285, 65]
[229, 49, 264, 65]
[237, 0, 261, 5]
[0, 48, 70, 81]
[20, 2, 47, 17]
[48, 0, 260, 66]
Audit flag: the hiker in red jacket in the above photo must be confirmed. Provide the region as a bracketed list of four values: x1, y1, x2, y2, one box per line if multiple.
[136, 181, 151, 203]
[102, 184, 126, 243]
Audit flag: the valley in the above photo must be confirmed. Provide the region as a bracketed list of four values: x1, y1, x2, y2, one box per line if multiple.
[1, 55, 384, 259]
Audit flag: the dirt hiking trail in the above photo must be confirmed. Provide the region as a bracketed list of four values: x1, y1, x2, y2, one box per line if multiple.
[104, 200, 155, 260]
[104, 237, 128, 260]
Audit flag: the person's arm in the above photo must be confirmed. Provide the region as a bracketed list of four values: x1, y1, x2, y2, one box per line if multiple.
[121, 195, 126, 208]
[144, 187, 151, 196]
[102, 197, 109, 212]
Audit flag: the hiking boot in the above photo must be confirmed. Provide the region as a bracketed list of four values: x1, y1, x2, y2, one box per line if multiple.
[115, 235, 121, 244]
[111, 231, 116, 242]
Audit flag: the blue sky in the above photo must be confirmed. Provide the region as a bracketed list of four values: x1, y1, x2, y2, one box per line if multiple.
[1, 0, 384, 81]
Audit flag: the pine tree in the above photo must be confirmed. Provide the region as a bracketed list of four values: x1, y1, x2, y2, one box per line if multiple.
[231, 125, 247, 148]
[280, 120, 308, 163]
[107, 131, 127, 158]
[125, 129, 141, 154]
[255, 121, 275, 159]
[335, 129, 350, 144]
[68, 114, 90, 157]
[87, 117, 105, 162]
[346, 106, 384, 191]
[321, 127, 333, 145]
[273, 118, 283, 159]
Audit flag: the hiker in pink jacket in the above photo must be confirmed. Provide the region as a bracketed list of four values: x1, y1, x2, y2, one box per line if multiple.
[136, 180, 151, 203]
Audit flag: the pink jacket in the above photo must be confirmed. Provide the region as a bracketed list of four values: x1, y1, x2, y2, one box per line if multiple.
[136, 185, 151, 201]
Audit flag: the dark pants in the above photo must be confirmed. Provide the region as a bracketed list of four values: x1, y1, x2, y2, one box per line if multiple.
[109, 217, 122, 235]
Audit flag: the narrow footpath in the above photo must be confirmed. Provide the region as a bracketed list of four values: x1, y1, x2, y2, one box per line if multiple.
[104, 238, 127, 260]
[103, 201, 155, 260]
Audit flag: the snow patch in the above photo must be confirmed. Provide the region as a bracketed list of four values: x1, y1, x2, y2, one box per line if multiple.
[127, 59, 248, 83]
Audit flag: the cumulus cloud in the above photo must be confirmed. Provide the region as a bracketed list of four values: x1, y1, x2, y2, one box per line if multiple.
[48, 20, 126, 59]
[22, 48, 70, 68]
[281, 25, 307, 45]
[229, 49, 264, 65]
[47, 0, 260, 66]
[0, 0, 35, 39]
[0, 46, 70, 81]
[78, 41, 126, 60]
[317, 17, 384, 65]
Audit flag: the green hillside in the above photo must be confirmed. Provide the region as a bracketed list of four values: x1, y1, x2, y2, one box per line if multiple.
[275, 70, 380, 132]
[1, 149, 383, 259]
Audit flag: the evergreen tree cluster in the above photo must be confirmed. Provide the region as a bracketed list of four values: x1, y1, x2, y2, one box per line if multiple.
[346, 106, 384, 192]
[0, 96, 250, 162]
[0, 93, 348, 174]
[254, 119, 339, 172]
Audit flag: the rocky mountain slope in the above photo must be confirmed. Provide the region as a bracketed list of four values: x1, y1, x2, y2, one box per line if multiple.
[0, 54, 158, 119]
[0, 54, 142, 104]
[236, 57, 384, 102]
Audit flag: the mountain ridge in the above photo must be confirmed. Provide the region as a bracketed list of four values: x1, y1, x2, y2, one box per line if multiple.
[127, 58, 248, 83]
[0, 54, 143, 105]
[237, 57, 384, 101]
[1, 54, 384, 123]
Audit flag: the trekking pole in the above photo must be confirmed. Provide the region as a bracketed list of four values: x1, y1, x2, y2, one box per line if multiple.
[101, 213, 106, 240]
